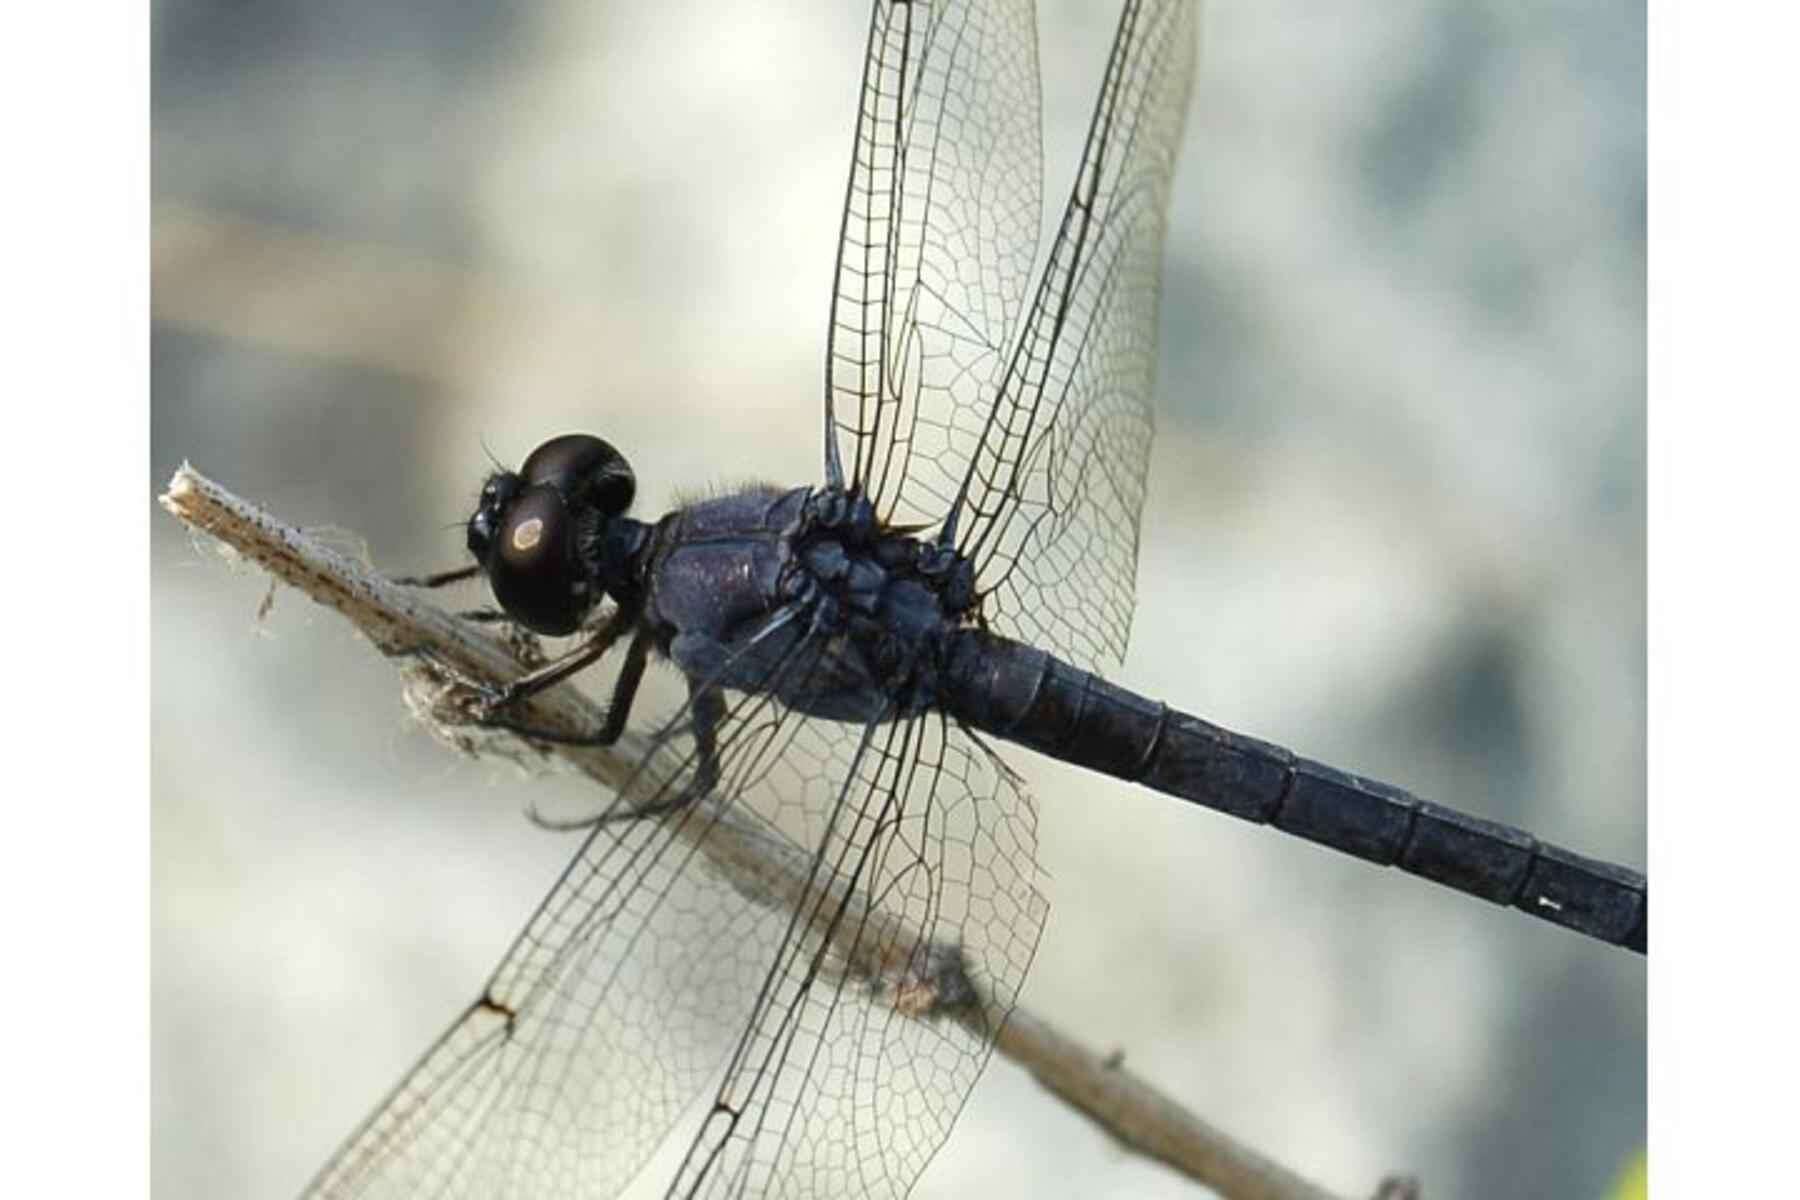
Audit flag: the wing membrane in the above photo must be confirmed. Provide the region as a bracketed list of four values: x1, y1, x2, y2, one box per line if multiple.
[301, 680, 802, 1198]
[304, 637, 1044, 1199]
[668, 711, 1044, 1199]
[824, 0, 1042, 514]
[954, 0, 1196, 671]
[823, 0, 1197, 672]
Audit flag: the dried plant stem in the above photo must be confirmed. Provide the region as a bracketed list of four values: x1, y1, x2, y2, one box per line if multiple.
[160, 462, 1383, 1200]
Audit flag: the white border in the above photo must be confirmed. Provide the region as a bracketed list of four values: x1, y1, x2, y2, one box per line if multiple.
[1650, 0, 1800, 1191]
[4, 5, 150, 1195]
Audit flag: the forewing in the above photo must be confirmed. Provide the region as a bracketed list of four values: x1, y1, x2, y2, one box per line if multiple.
[953, 0, 1197, 672]
[303, 634, 1045, 1200]
[666, 711, 1046, 1199]
[301, 620, 839, 1199]
[824, 0, 1042, 518]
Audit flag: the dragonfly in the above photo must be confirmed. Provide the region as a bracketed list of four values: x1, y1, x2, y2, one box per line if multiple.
[305, 0, 1645, 1196]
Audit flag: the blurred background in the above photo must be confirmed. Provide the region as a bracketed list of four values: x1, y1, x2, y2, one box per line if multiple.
[151, 1, 1644, 1197]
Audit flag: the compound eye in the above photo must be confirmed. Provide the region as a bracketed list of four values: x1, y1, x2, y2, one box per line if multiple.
[485, 485, 587, 636]
[521, 433, 636, 516]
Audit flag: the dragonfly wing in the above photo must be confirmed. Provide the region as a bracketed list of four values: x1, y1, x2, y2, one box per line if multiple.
[824, 0, 1042, 517]
[304, 629, 1044, 1199]
[666, 710, 1045, 1199]
[952, 0, 1197, 673]
[301, 623, 835, 1199]
[825, 0, 1198, 675]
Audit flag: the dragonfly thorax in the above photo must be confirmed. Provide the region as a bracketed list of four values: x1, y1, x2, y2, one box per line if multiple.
[634, 484, 977, 723]
[792, 487, 978, 625]
[785, 486, 982, 712]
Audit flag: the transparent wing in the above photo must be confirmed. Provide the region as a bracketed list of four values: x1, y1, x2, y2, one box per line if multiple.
[303, 634, 1045, 1199]
[823, 0, 1197, 673]
[824, 0, 1042, 519]
[301, 658, 809, 1199]
[668, 709, 1045, 1199]
[953, 0, 1196, 671]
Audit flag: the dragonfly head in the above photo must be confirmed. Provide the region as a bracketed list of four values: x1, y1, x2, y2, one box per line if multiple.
[466, 434, 640, 636]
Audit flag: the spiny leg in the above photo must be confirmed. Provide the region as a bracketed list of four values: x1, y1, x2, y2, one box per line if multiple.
[389, 563, 499, 621]
[526, 668, 723, 831]
[474, 608, 648, 747]
[391, 564, 481, 589]
[456, 607, 510, 624]
[608, 679, 725, 823]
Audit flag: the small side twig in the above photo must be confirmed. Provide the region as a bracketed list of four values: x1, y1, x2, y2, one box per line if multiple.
[160, 462, 1389, 1200]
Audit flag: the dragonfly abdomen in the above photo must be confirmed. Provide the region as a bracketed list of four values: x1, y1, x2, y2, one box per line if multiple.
[939, 628, 1647, 952]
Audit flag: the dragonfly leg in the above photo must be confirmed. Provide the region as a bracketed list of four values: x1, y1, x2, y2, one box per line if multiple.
[529, 674, 723, 830]
[475, 614, 650, 747]
[455, 607, 510, 624]
[390, 563, 481, 589]
[389, 559, 512, 624]
[601, 680, 726, 824]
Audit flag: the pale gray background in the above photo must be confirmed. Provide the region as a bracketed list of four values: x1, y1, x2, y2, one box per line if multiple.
[152, 1, 1645, 1196]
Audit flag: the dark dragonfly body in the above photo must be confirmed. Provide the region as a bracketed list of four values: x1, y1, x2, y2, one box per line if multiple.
[308, 2, 1645, 1197]
[941, 634, 1647, 950]
[474, 450, 1647, 952]
[646, 485, 974, 726]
